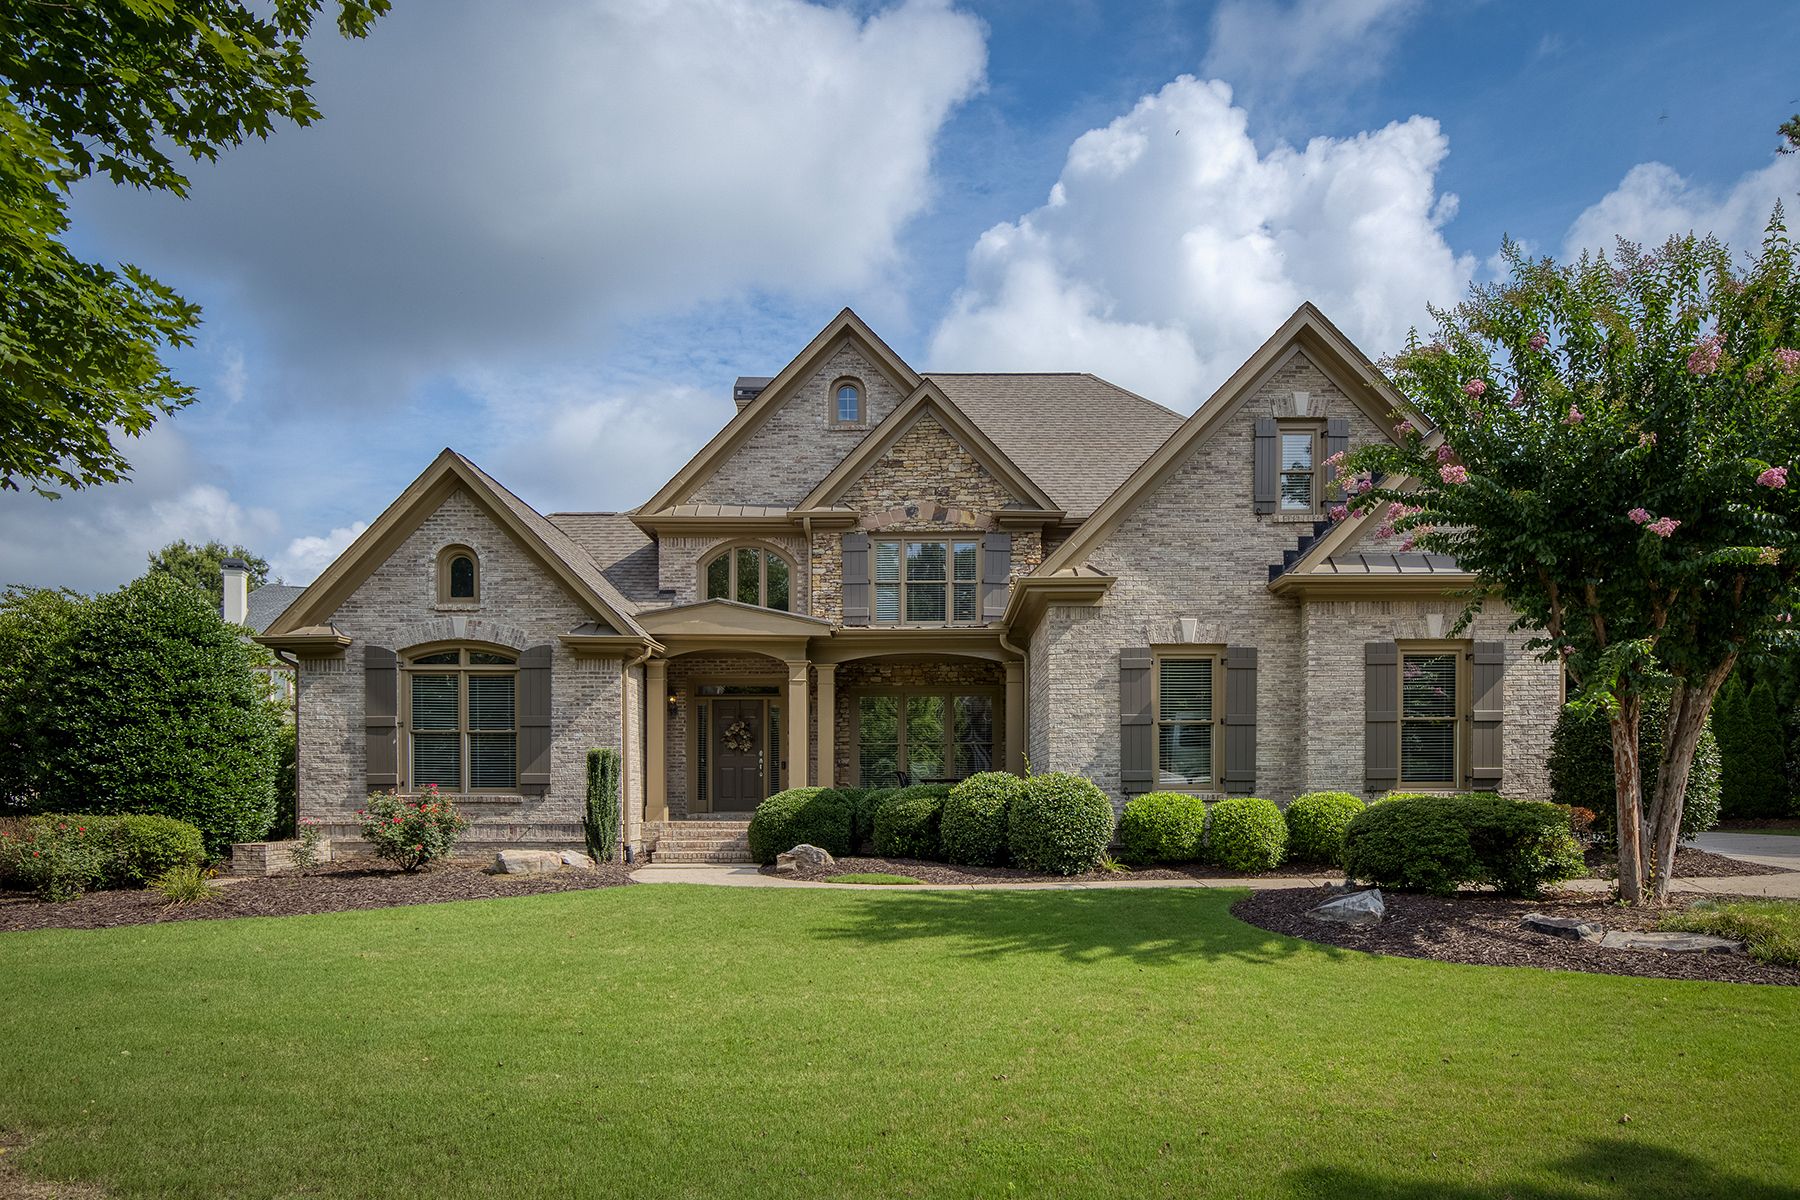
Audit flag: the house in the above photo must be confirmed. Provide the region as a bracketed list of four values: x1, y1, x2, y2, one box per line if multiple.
[256, 305, 1558, 860]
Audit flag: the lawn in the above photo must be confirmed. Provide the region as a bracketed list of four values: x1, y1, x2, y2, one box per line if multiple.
[2, 885, 1797, 1200]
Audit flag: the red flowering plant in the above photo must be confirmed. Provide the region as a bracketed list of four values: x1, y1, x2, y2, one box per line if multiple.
[1339, 217, 1800, 903]
[356, 786, 470, 872]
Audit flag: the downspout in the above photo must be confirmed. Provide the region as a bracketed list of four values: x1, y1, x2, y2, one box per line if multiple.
[802, 516, 813, 616]
[623, 642, 655, 862]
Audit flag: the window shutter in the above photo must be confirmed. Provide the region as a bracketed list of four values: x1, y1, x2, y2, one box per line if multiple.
[1470, 642, 1506, 788]
[1119, 648, 1153, 794]
[981, 532, 1012, 622]
[518, 644, 553, 795]
[1223, 645, 1257, 793]
[842, 532, 870, 627]
[1324, 418, 1349, 491]
[1364, 641, 1399, 791]
[1253, 417, 1278, 513]
[365, 646, 398, 790]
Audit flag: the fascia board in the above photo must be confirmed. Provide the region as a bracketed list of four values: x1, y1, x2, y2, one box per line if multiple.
[252, 630, 353, 657]
[1000, 573, 1117, 633]
[629, 513, 799, 537]
[558, 634, 662, 658]
[1267, 572, 1479, 601]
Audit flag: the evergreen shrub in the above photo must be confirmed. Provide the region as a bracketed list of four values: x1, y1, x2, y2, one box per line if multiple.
[870, 784, 954, 860]
[1283, 792, 1365, 865]
[1008, 773, 1113, 875]
[0, 813, 205, 900]
[941, 773, 1022, 866]
[1116, 792, 1207, 864]
[584, 747, 622, 862]
[1548, 693, 1722, 839]
[1341, 794, 1583, 897]
[1205, 798, 1286, 872]
[746, 787, 851, 863]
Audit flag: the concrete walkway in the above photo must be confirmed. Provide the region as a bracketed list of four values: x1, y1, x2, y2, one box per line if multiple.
[1691, 832, 1800, 871]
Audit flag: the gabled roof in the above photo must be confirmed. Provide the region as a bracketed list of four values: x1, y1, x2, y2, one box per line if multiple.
[244, 584, 308, 635]
[639, 308, 920, 515]
[549, 511, 662, 606]
[1035, 303, 1430, 577]
[926, 374, 1184, 519]
[262, 450, 646, 638]
[797, 379, 1060, 513]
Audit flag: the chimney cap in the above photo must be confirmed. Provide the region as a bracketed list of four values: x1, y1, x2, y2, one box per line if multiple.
[221, 558, 250, 571]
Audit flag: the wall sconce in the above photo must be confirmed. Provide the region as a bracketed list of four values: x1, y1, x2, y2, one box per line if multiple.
[667, 692, 680, 718]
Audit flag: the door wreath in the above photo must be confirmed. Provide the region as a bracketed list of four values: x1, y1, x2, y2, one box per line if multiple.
[723, 719, 755, 754]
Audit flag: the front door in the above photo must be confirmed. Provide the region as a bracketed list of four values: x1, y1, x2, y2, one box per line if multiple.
[712, 699, 765, 810]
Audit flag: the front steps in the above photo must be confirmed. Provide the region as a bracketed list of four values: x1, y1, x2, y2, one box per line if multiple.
[644, 815, 755, 863]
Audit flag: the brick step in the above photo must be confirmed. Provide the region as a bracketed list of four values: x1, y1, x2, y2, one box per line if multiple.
[646, 823, 755, 833]
[654, 838, 750, 853]
[650, 849, 756, 863]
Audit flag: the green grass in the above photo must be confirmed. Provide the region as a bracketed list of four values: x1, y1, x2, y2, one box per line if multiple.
[1662, 898, 1800, 967]
[830, 873, 922, 885]
[2, 886, 1797, 1199]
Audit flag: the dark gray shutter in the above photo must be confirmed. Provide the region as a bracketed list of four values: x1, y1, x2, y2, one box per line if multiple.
[518, 644, 553, 795]
[364, 646, 398, 791]
[1470, 642, 1506, 789]
[1324, 418, 1349, 492]
[1365, 642, 1399, 791]
[1223, 646, 1257, 793]
[1253, 417, 1278, 514]
[842, 532, 870, 627]
[1119, 648, 1153, 794]
[981, 532, 1012, 622]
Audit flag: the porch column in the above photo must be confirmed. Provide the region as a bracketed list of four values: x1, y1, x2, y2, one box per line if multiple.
[1005, 660, 1025, 776]
[786, 659, 810, 790]
[645, 658, 668, 822]
[815, 663, 837, 789]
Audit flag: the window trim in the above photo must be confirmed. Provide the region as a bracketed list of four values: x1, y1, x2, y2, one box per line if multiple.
[435, 544, 481, 604]
[1395, 638, 1471, 790]
[1152, 647, 1226, 796]
[1275, 419, 1327, 514]
[847, 685, 1003, 788]
[699, 541, 797, 611]
[869, 535, 984, 626]
[829, 375, 866, 427]
[399, 641, 519, 794]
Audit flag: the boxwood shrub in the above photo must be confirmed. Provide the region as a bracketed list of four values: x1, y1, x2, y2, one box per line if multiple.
[845, 786, 892, 849]
[746, 787, 852, 864]
[1283, 791, 1365, 865]
[872, 784, 954, 860]
[1009, 773, 1113, 875]
[941, 772, 1022, 866]
[1341, 793, 1583, 897]
[1206, 797, 1286, 872]
[1116, 792, 1207, 864]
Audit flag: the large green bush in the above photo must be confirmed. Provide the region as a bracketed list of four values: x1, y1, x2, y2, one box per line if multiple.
[1008, 774, 1113, 875]
[1283, 792, 1364, 865]
[1341, 794, 1583, 897]
[941, 773, 1022, 866]
[854, 788, 901, 849]
[746, 787, 852, 863]
[3, 576, 280, 855]
[0, 813, 205, 900]
[1206, 797, 1286, 872]
[872, 789, 947, 860]
[1549, 691, 1722, 839]
[1116, 792, 1207, 864]
[584, 747, 621, 863]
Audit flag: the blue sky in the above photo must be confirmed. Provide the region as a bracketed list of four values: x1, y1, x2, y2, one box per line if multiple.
[6, 0, 1798, 591]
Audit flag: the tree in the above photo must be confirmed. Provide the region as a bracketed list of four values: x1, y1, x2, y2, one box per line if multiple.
[0, 0, 388, 497]
[143, 539, 268, 611]
[0, 584, 85, 808]
[1713, 676, 1752, 817]
[1340, 219, 1800, 903]
[1747, 677, 1788, 816]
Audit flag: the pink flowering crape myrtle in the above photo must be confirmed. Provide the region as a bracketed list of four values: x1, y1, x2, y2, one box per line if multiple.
[1440, 464, 1469, 485]
[1757, 466, 1788, 488]
[1647, 517, 1681, 537]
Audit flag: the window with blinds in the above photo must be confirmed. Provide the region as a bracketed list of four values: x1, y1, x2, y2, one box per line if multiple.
[404, 648, 518, 792]
[1156, 656, 1217, 788]
[872, 538, 980, 625]
[1401, 653, 1458, 784]
[855, 690, 998, 786]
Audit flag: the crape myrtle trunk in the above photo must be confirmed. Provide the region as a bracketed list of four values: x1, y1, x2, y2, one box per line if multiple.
[1608, 694, 1647, 905]
[1647, 660, 1736, 902]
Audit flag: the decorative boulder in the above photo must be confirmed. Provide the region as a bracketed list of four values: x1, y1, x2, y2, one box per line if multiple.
[775, 844, 835, 873]
[559, 850, 596, 870]
[1306, 888, 1384, 927]
[490, 850, 563, 876]
[1521, 913, 1604, 943]
[1598, 930, 1746, 954]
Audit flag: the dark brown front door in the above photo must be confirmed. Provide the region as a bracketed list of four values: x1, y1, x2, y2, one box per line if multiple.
[712, 699, 764, 810]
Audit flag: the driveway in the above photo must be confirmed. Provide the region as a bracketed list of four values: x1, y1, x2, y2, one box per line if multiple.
[1691, 832, 1800, 872]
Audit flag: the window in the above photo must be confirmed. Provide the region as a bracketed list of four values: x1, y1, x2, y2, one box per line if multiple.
[703, 546, 791, 611]
[873, 538, 979, 624]
[1279, 431, 1314, 510]
[404, 648, 517, 792]
[1156, 653, 1221, 789]
[855, 690, 996, 786]
[436, 545, 480, 602]
[1401, 651, 1459, 785]
[831, 377, 864, 424]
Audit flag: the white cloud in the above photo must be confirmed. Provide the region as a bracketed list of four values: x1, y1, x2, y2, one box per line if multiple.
[1202, 0, 1421, 113]
[1562, 155, 1800, 263]
[272, 523, 369, 585]
[928, 77, 1475, 409]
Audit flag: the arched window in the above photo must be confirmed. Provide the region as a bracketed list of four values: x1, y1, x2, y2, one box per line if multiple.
[831, 376, 864, 425]
[704, 545, 791, 611]
[403, 646, 517, 791]
[437, 545, 480, 602]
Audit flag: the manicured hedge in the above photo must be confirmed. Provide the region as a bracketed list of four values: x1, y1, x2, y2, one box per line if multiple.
[1206, 797, 1286, 872]
[0, 813, 206, 900]
[1283, 791, 1364, 865]
[846, 787, 892, 849]
[1116, 792, 1207, 864]
[1341, 794, 1583, 897]
[941, 773, 1022, 866]
[1008, 773, 1113, 875]
[1549, 691, 1722, 839]
[746, 787, 852, 863]
[872, 784, 954, 860]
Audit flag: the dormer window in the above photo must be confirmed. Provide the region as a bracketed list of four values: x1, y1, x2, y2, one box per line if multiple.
[1280, 431, 1315, 510]
[830, 377, 864, 426]
[703, 545, 792, 611]
[436, 545, 480, 603]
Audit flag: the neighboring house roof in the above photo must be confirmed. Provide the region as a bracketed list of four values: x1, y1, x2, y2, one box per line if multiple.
[548, 511, 663, 606]
[926, 374, 1185, 520]
[244, 584, 308, 635]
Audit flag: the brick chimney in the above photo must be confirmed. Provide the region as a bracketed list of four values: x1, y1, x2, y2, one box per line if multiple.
[221, 558, 250, 626]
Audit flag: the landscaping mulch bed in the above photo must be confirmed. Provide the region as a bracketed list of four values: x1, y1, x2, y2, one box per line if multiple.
[1232, 887, 1800, 987]
[0, 859, 635, 934]
[758, 854, 1341, 885]
[1584, 845, 1795, 878]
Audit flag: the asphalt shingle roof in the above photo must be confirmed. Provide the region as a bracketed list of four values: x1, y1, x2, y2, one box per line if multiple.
[243, 584, 308, 635]
[548, 511, 662, 606]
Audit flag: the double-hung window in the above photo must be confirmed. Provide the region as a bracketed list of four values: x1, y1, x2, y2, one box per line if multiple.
[873, 538, 980, 624]
[1400, 651, 1459, 785]
[406, 649, 517, 792]
[1156, 653, 1222, 789]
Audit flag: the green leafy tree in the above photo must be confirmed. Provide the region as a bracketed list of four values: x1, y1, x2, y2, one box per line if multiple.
[1713, 677, 1752, 816]
[1747, 678, 1789, 816]
[144, 539, 268, 610]
[0, 0, 388, 496]
[0, 585, 86, 808]
[1340, 219, 1800, 903]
